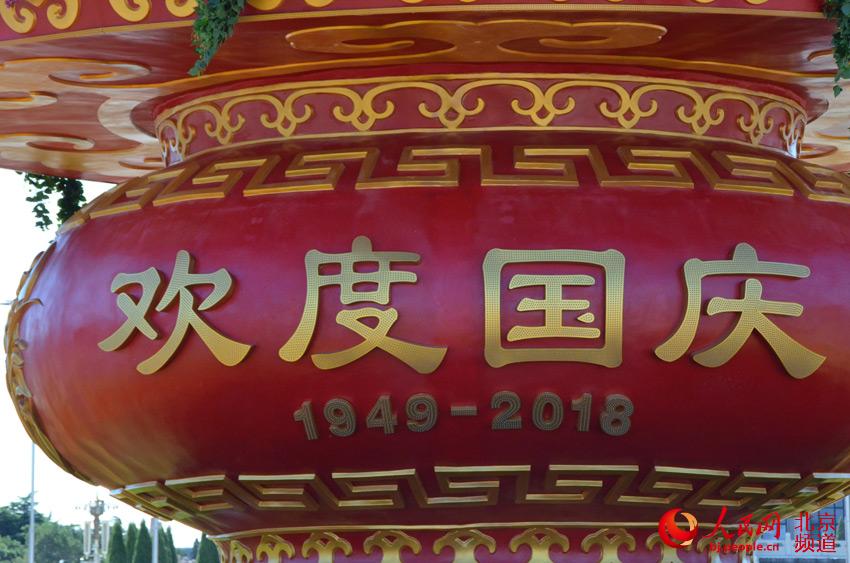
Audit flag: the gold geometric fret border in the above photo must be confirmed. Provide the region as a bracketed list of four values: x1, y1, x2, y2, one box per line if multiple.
[207, 526, 775, 562]
[154, 74, 807, 161]
[60, 142, 850, 233]
[111, 465, 850, 530]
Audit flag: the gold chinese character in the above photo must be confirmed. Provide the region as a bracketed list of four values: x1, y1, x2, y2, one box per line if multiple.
[655, 242, 824, 379]
[99, 250, 252, 375]
[483, 248, 625, 368]
[279, 236, 446, 374]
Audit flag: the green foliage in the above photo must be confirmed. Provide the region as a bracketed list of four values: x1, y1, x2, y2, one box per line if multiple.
[126, 522, 138, 558]
[34, 521, 83, 563]
[197, 533, 219, 563]
[0, 496, 43, 544]
[20, 173, 86, 230]
[108, 521, 129, 563]
[156, 526, 178, 563]
[0, 534, 25, 563]
[166, 527, 178, 563]
[190, 0, 246, 76]
[825, 0, 850, 95]
[131, 522, 152, 563]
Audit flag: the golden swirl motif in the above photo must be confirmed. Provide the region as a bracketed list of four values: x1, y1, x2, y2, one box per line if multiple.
[156, 75, 806, 159]
[0, 0, 788, 33]
[165, 0, 196, 17]
[4, 247, 89, 482]
[286, 20, 668, 58]
[0, 0, 79, 33]
[107, 0, 150, 22]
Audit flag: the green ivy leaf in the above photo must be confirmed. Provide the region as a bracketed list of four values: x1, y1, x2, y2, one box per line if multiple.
[190, 0, 245, 75]
[19, 173, 86, 231]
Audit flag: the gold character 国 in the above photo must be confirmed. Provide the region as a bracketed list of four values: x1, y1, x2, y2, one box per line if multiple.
[654, 242, 825, 378]
[99, 250, 252, 374]
[483, 248, 625, 368]
[279, 235, 447, 374]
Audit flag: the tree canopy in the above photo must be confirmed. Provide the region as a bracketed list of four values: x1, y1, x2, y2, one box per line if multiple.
[131, 521, 152, 563]
[108, 520, 128, 563]
[0, 496, 82, 563]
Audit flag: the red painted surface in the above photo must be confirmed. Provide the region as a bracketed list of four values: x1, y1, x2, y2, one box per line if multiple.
[18, 132, 850, 533]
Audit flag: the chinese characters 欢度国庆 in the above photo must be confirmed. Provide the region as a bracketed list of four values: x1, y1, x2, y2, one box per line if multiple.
[99, 238, 824, 378]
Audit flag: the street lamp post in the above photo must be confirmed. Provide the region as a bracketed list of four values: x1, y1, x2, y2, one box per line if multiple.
[27, 443, 34, 563]
[151, 518, 159, 563]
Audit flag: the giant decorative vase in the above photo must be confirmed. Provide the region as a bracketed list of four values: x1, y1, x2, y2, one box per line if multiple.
[4, 1, 850, 561]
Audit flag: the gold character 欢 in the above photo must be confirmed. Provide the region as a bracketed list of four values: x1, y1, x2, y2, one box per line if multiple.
[99, 250, 252, 374]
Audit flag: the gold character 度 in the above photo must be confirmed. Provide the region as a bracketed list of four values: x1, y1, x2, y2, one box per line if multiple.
[279, 236, 447, 374]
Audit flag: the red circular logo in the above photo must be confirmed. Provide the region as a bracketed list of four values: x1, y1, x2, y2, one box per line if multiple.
[659, 508, 699, 548]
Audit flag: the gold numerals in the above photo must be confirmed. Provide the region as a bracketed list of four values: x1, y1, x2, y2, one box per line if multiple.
[491, 392, 633, 436]
[293, 392, 632, 440]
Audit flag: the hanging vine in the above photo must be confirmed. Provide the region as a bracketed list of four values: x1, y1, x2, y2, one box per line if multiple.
[190, 0, 246, 76]
[824, 0, 850, 95]
[21, 173, 86, 230]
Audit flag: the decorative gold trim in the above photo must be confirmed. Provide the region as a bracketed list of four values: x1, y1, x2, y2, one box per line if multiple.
[64, 140, 850, 234]
[112, 465, 850, 530]
[0, 0, 79, 34]
[210, 524, 763, 562]
[509, 528, 570, 562]
[581, 528, 637, 563]
[0, 6, 827, 52]
[3, 246, 90, 482]
[155, 73, 806, 160]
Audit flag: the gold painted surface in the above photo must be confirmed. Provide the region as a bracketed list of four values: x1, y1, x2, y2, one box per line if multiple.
[363, 530, 422, 562]
[0, 38, 829, 182]
[279, 236, 447, 374]
[255, 534, 295, 563]
[0, 0, 812, 38]
[646, 532, 687, 563]
[228, 540, 252, 563]
[433, 530, 497, 563]
[209, 524, 769, 563]
[3, 246, 90, 482]
[483, 248, 625, 368]
[156, 74, 806, 159]
[99, 250, 252, 374]
[107, 0, 150, 23]
[508, 528, 570, 562]
[113, 466, 850, 527]
[0, 0, 78, 34]
[581, 528, 637, 563]
[288, 20, 668, 57]
[301, 531, 353, 563]
[61, 141, 850, 235]
[655, 242, 826, 379]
